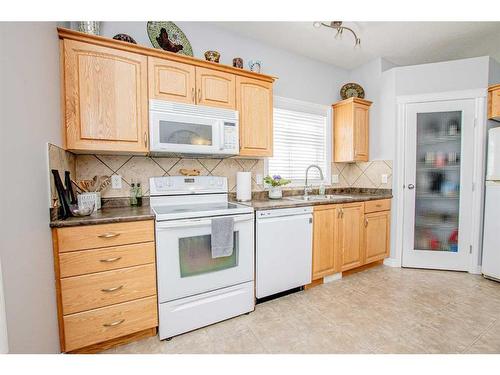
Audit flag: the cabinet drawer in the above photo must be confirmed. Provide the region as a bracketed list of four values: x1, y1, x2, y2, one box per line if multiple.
[63, 296, 158, 352]
[56, 220, 154, 252]
[59, 242, 155, 278]
[61, 264, 156, 315]
[364, 199, 391, 213]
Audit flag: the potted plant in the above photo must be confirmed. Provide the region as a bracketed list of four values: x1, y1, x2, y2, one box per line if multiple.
[263, 175, 291, 199]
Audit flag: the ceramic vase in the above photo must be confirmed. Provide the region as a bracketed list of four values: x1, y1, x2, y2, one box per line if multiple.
[248, 60, 262, 73]
[268, 187, 282, 199]
[204, 50, 221, 63]
[77, 21, 101, 35]
[233, 57, 243, 69]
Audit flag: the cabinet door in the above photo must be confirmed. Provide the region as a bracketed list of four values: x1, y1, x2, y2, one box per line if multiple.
[364, 211, 391, 264]
[339, 202, 364, 271]
[195, 67, 235, 109]
[312, 206, 339, 280]
[489, 87, 500, 120]
[64, 40, 148, 153]
[353, 104, 369, 161]
[236, 76, 273, 157]
[148, 57, 195, 104]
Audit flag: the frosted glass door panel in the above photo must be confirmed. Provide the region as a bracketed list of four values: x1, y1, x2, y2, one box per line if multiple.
[414, 111, 461, 252]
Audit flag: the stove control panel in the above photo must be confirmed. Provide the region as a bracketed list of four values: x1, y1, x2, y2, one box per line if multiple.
[150, 176, 228, 196]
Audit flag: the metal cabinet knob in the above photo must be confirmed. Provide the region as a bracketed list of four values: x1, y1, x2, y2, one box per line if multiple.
[408, 184, 415, 190]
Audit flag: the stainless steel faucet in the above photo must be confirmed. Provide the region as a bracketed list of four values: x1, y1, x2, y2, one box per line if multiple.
[304, 164, 324, 197]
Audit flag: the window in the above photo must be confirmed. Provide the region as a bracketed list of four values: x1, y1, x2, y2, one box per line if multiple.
[267, 97, 330, 185]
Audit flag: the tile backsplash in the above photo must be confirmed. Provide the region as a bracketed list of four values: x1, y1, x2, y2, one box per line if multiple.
[75, 154, 265, 199]
[331, 160, 393, 189]
[48, 143, 391, 207]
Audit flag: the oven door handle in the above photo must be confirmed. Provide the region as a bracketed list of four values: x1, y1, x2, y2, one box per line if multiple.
[156, 214, 253, 230]
[219, 121, 225, 151]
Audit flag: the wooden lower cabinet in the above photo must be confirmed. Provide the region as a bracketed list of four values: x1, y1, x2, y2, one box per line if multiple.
[339, 202, 365, 272]
[52, 220, 158, 353]
[311, 199, 392, 281]
[312, 205, 339, 280]
[364, 210, 391, 264]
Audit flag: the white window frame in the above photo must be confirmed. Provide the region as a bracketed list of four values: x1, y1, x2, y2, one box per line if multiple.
[265, 96, 332, 188]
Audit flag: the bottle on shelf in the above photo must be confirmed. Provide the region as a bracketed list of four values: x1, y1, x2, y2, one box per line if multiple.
[136, 183, 143, 207]
[130, 181, 137, 206]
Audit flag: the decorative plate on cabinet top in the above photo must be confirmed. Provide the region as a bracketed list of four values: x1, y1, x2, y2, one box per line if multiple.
[147, 21, 193, 57]
[340, 82, 365, 99]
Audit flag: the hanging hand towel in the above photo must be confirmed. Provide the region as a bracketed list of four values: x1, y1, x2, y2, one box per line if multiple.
[211, 216, 234, 258]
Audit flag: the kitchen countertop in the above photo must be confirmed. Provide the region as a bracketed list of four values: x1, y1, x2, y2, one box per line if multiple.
[233, 191, 393, 210]
[50, 205, 155, 228]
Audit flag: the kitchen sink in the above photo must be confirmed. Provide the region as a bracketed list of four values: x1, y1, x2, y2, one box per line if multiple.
[285, 194, 353, 202]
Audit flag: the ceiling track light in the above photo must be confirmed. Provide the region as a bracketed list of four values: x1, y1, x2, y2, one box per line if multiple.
[313, 21, 361, 47]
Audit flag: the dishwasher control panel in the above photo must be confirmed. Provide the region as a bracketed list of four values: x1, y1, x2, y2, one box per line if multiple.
[256, 206, 313, 219]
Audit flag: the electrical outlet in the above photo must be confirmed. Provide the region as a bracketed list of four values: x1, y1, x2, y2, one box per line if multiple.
[111, 175, 122, 189]
[331, 174, 339, 184]
[256, 174, 263, 185]
[381, 174, 388, 184]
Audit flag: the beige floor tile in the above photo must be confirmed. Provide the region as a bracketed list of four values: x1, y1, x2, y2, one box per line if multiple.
[109, 265, 500, 354]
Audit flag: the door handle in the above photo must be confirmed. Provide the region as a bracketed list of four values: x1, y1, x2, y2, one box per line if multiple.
[198, 88, 202, 102]
[144, 132, 148, 147]
[365, 218, 368, 227]
[191, 87, 195, 102]
[408, 184, 415, 190]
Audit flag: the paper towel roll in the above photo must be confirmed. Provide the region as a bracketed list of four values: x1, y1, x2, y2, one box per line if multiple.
[236, 172, 252, 202]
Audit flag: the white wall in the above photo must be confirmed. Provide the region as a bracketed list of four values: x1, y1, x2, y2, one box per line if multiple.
[0, 22, 61, 353]
[0, 258, 8, 353]
[99, 22, 350, 105]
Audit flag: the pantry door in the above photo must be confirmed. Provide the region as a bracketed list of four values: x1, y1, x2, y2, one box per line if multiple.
[402, 99, 475, 271]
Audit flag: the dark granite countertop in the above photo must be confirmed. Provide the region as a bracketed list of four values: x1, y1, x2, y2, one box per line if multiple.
[50, 205, 155, 228]
[232, 190, 392, 211]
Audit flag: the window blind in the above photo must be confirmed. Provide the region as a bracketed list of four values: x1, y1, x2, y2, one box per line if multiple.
[268, 106, 328, 182]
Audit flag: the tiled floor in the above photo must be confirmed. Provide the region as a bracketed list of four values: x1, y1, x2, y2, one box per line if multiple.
[106, 265, 500, 354]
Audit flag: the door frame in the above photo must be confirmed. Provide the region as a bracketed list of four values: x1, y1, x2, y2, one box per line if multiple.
[392, 89, 487, 274]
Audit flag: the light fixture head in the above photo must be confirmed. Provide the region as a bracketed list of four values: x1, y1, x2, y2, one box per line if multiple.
[313, 21, 361, 48]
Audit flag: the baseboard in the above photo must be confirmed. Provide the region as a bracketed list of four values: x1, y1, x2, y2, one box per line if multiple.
[383, 258, 401, 267]
[469, 265, 482, 275]
[323, 273, 342, 283]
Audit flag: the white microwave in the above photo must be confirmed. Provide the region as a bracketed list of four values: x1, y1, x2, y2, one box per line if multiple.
[149, 99, 239, 156]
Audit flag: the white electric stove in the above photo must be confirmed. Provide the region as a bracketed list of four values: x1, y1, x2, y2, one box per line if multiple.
[150, 176, 255, 340]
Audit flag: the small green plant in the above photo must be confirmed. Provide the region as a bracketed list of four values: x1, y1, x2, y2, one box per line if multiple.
[263, 175, 291, 187]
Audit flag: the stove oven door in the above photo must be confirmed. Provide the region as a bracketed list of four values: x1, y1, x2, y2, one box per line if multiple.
[155, 213, 254, 302]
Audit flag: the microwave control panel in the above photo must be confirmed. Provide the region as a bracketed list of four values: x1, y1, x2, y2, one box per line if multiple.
[223, 122, 238, 149]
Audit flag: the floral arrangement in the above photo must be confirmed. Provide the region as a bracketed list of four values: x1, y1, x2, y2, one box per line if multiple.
[263, 175, 291, 187]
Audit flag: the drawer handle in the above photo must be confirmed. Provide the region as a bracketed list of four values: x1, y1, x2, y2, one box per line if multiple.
[98, 232, 121, 239]
[101, 285, 124, 293]
[103, 319, 125, 328]
[99, 256, 122, 263]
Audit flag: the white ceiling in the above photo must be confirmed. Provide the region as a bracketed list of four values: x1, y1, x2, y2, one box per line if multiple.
[213, 22, 500, 69]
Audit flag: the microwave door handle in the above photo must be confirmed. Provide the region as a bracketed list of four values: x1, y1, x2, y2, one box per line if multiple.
[219, 122, 225, 151]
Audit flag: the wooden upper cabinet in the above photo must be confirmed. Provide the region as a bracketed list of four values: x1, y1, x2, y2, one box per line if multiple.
[312, 205, 339, 280]
[148, 57, 195, 104]
[237, 76, 273, 157]
[489, 84, 500, 121]
[63, 39, 148, 154]
[333, 97, 372, 162]
[364, 210, 391, 264]
[339, 202, 364, 271]
[196, 67, 236, 109]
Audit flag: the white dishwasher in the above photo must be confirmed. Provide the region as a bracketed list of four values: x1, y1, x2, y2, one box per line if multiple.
[256, 206, 313, 299]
